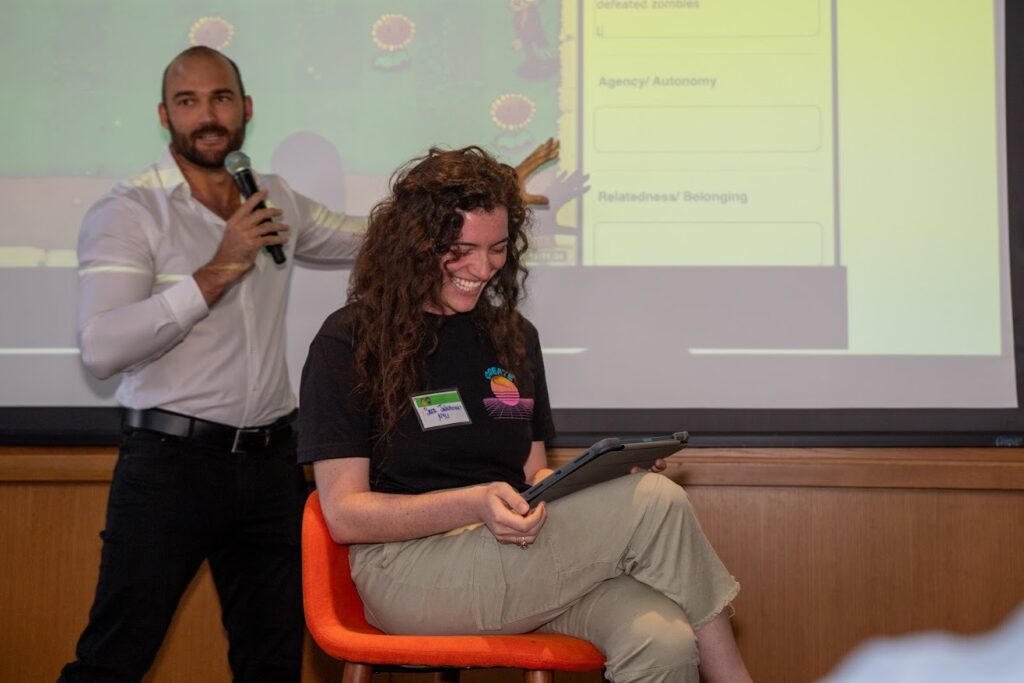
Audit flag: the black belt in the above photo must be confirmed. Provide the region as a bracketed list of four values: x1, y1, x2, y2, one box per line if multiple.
[124, 408, 296, 454]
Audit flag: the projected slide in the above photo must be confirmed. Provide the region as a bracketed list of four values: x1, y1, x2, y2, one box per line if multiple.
[525, 0, 847, 366]
[525, 0, 1012, 409]
[581, 0, 836, 268]
[0, 0, 1014, 411]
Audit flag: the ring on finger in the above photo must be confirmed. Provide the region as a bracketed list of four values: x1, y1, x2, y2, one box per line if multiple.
[516, 536, 528, 550]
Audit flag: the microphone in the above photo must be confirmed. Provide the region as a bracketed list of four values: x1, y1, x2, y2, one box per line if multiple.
[224, 151, 286, 265]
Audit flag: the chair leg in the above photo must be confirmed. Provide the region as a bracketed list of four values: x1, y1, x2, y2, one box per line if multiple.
[523, 671, 553, 683]
[342, 662, 374, 683]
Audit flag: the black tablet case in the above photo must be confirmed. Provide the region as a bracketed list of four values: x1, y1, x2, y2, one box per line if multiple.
[523, 431, 689, 505]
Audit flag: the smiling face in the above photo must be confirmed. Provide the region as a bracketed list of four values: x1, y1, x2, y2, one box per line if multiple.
[158, 52, 251, 170]
[430, 206, 510, 315]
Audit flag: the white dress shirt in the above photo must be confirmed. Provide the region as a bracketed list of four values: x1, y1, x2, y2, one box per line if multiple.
[76, 150, 366, 427]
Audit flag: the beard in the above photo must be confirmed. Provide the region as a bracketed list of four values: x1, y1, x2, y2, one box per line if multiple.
[167, 118, 246, 170]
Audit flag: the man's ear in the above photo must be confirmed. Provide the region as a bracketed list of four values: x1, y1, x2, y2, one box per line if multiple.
[244, 95, 253, 124]
[158, 102, 170, 131]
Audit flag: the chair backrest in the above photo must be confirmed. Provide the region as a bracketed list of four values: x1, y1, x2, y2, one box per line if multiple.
[301, 489, 606, 672]
[302, 491, 381, 654]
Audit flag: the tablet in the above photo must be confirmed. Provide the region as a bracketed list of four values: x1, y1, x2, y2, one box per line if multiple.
[523, 431, 688, 505]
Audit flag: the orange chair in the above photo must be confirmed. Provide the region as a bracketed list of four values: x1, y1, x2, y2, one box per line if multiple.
[302, 491, 606, 682]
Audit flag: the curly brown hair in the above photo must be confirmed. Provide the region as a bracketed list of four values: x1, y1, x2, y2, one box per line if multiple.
[347, 146, 532, 437]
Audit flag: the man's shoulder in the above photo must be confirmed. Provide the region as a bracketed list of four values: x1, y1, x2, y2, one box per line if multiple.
[254, 171, 301, 201]
[93, 161, 177, 213]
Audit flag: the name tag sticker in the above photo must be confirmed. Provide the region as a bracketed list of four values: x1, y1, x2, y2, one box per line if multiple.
[410, 388, 472, 431]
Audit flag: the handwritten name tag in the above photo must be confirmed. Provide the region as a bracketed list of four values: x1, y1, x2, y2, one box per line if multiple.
[410, 388, 472, 431]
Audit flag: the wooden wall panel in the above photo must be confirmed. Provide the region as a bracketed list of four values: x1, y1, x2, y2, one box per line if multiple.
[1, 482, 110, 683]
[684, 485, 1024, 683]
[2, 446, 1022, 683]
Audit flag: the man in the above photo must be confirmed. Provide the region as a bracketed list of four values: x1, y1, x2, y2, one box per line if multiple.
[61, 46, 556, 682]
[59, 45, 358, 683]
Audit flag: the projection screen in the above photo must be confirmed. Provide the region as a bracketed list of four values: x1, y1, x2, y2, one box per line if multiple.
[1, 0, 1021, 445]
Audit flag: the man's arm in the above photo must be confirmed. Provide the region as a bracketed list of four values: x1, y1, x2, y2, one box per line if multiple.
[289, 188, 367, 265]
[76, 196, 209, 380]
[285, 139, 560, 264]
[192, 190, 290, 306]
[76, 192, 286, 379]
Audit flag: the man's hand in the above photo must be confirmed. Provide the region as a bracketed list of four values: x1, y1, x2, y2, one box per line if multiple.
[475, 482, 548, 548]
[514, 138, 559, 206]
[193, 190, 289, 306]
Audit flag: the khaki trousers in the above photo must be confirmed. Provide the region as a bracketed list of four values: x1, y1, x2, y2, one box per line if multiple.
[349, 473, 739, 683]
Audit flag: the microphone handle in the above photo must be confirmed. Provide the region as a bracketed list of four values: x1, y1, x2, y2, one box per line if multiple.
[234, 170, 287, 265]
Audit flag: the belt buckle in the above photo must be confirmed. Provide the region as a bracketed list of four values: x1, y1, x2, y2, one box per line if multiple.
[232, 427, 271, 453]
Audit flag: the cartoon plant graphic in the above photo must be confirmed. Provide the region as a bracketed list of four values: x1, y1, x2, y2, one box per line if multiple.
[188, 16, 235, 49]
[509, 0, 558, 80]
[490, 93, 536, 150]
[371, 14, 415, 72]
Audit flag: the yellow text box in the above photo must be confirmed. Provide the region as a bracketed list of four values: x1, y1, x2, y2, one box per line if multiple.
[592, 0, 821, 39]
[592, 221, 825, 265]
[594, 106, 822, 153]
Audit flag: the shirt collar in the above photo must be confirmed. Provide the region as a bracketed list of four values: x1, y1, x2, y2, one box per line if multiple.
[156, 147, 190, 199]
[135, 150, 271, 274]
[121, 148, 190, 199]
[146, 149, 272, 272]
[150, 147, 265, 201]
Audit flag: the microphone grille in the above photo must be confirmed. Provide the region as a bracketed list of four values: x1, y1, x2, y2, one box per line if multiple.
[224, 151, 251, 175]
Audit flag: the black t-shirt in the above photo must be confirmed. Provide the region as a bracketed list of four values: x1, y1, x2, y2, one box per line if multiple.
[297, 306, 555, 494]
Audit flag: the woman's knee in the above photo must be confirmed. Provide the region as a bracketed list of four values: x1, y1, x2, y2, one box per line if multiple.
[636, 472, 693, 516]
[620, 612, 698, 678]
[573, 576, 699, 682]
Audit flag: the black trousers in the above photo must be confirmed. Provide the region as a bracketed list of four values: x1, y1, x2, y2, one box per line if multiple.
[59, 428, 308, 683]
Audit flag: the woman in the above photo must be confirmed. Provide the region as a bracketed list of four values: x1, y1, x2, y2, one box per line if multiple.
[298, 147, 752, 683]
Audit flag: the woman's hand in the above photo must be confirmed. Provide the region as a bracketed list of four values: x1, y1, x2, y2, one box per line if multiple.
[476, 482, 547, 548]
[630, 458, 668, 475]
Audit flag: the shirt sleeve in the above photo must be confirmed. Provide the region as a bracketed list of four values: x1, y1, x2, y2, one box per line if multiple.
[287, 186, 367, 265]
[297, 320, 373, 463]
[76, 195, 209, 380]
[527, 321, 556, 443]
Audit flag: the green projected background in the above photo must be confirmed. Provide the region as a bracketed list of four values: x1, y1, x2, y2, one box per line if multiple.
[0, 0, 1015, 411]
[1, 0, 560, 177]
